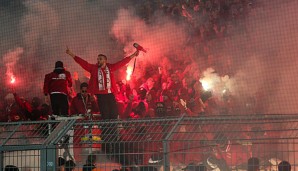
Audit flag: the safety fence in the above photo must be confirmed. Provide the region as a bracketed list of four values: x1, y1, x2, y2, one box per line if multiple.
[1, 114, 298, 171]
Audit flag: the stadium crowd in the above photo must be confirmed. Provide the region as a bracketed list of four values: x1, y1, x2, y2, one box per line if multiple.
[0, 0, 261, 122]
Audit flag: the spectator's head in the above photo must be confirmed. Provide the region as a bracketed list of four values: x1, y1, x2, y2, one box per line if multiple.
[116, 80, 124, 92]
[132, 101, 147, 117]
[146, 77, 155, 89]
[55, 61, 64, 69]
[138, 87, 147, 100]
[4, 165, 19, 171]
[65, 160, 76, 171]
[54, 61, 65, 74]
[40, 103, 51, 117]
[82, 163, 96, 171]
[171, 73, 179, 83]
[97, 54, 107, 67]
[247, 157, 260, 171]
[86, 154, 97, 164]
[58, 157, 66, 167]
[31, 97, 41, 108]
[155, 102, 167, 117]
[80, 82, 89, 89]
[80, 82, 89, 97]
[278, 161, 291, 171]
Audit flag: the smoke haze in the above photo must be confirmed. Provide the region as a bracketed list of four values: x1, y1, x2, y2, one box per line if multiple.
[1, 0, 298, 114]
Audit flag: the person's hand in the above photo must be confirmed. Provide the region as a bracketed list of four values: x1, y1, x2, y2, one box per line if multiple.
[133, 50, 140, 57]
[66, 46, 71, 54]
[66, 46, 75, 58]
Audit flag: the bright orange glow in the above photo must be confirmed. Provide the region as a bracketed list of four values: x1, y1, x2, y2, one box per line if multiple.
[10, 75, 16, 84]
[126, 66, 133, 81]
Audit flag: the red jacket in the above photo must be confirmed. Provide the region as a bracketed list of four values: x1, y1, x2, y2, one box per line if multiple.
[43, 70, 72, 95]
[74, 56, 131, 94]
[70, 93, 99, 115]
[7, 93, 32, 121]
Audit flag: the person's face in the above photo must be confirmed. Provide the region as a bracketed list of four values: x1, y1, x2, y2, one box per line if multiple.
[171, 74, 179, 83]
[146, 93, 152, 102]
[147, 78, 155, 88]
[81, 87, 88, 97]
[97, 55, 107, 67]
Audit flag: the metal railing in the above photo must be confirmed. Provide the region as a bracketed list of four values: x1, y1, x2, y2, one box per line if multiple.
[1, 114, 298, 171]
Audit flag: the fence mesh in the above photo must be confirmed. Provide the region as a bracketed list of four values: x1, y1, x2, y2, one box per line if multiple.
[1, 115, 298, 171]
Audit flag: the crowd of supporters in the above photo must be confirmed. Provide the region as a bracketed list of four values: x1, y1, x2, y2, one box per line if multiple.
[0, 0, 262, 122]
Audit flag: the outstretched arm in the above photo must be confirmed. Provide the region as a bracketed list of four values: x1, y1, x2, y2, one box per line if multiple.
[66, 46, 76, 58]
[66, 46, 92, 72]
[111, 50, 140, 71]
[128, 50, 139, 59]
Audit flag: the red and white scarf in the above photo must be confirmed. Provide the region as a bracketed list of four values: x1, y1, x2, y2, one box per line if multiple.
[98, 66, 111, 93]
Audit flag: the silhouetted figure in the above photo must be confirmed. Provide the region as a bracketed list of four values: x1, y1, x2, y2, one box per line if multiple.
[278, 161, 291, 171]
[83, 154, 97, 171]
[4, 165, 19, 171]
[65, 160, 76, 171]
[43, 61, 72, 116]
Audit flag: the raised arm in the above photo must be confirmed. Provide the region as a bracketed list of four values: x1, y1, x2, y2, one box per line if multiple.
[111, 50, 140, 71]
[66, 47, 93, 72]
[66, 46, 76, 58]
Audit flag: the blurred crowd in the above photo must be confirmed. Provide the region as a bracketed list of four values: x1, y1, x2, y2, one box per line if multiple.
[0, 60, 261, 122]
[135, 0, 255, 38]
[0, 0, 263, 123]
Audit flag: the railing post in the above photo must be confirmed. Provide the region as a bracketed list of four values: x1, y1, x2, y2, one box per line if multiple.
[41, 119, 76, 171]
[40, 145, 57, 171]
[163, 115, 185, 171]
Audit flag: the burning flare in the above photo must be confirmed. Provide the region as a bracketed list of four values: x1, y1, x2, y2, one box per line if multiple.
[10, 75, 16, 84]
[200, 79, 212, 91]
[2, 47, 23, 85]
[126, 65, 133, 81]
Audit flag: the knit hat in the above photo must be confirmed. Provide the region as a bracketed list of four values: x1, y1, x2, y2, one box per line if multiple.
[55, 61, 64, 69]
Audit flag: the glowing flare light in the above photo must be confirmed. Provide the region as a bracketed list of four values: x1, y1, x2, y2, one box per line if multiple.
[126, 66, 133, 81]
[200, 79, 212, 91]
[10, 75, 16, 84]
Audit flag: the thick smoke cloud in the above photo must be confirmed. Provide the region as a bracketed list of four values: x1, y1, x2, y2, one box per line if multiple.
[0, 0, 131, 98]
[231, 0, 298, 114]
[110, 1, 298, 114]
